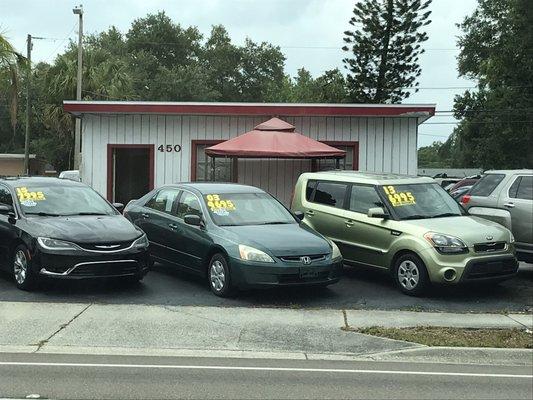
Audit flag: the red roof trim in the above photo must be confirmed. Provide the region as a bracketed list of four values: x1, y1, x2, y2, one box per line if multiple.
[63, 102, 435, 117]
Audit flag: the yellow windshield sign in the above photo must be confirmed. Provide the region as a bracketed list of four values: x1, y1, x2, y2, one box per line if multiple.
[205, 194, 236, 213]
[16, 187, 46, 202]
[383, 185, 416, 207]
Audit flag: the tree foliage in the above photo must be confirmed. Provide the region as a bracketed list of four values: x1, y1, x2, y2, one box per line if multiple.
[450, 0, 533, 169]
[342, 0, 431, 103]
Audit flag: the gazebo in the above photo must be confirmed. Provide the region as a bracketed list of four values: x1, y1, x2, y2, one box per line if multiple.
[205, 117, 346, 182]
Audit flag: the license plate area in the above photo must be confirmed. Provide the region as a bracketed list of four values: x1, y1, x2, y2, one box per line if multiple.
[299, 268, 319, 279]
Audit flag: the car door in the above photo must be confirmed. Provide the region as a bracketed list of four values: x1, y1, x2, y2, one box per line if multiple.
[500, 174, 533, 247]
[0, 185, 16, 269]
[342, 184, 392, 268]
[170, 190, 212, 273]
[304, 180, 349, 246]
[136, 188, 181, 262]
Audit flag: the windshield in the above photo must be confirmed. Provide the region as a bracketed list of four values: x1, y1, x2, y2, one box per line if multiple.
[378, 183, 464, 220]
[15, 185, 116, 216]
[204, 193, 296, 226]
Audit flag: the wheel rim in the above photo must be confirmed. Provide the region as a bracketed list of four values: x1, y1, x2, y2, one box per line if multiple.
[210, 260, 226, 292]
[397, 260, 419, 290]
[14, 250, 28, 285]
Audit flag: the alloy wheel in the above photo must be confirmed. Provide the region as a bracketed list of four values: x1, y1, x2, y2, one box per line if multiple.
[14, 250, 28, 285]
[397, 260, 420, 291]
[210, 260, 226, 292]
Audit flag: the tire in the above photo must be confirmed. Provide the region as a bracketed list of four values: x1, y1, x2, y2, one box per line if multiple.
[393, 253, 429, 296]
[207, 253, 234, 297]
[12, 244, 38, 291]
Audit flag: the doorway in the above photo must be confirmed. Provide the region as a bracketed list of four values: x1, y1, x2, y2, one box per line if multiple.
[107, 144, 154, 204]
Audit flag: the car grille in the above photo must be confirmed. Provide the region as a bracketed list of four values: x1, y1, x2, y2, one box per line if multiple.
[278, 271, 331, 284]
[474, 242, 506, 253]
[77, 241, 133, 252]
[464, 258, 518, 280]
[279, 254, 327, 263]
[69, 260, 139, 277]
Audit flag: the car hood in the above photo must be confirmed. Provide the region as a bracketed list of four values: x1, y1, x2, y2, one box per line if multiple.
[26, 215, 141, 244]
[402, 216, 512, 246]
[221, 223, 331, 257]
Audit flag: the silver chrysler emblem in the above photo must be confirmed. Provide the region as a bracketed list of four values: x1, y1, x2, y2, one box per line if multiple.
[95, 244, 121, 249]
[486, 235, 494, 241]
[300, 256, 312, 265]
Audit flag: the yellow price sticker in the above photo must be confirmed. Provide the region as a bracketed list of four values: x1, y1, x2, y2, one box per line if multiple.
[383, 186, 416, 207]
[205, 194, 236, 212]
[16, 187, 46, 202]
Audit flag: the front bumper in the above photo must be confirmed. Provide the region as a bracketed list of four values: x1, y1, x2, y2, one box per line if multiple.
[34, 248, 151, 280]
[418, 246, 519, 284]
[229, 256, 343, 289]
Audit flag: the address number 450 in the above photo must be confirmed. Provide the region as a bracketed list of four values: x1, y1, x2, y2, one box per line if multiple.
[158, 144, 182, 153]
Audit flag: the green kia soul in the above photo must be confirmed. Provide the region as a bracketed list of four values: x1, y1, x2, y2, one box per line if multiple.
[291, 171, 518, 296]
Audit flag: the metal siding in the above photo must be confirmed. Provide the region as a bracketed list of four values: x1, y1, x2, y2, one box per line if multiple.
[80, 114, 419, 202]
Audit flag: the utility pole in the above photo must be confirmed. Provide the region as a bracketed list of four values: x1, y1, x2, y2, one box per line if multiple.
[23, 34, 45, 175]
[73, 4, 83, 170]
[23, 34, 32, 175]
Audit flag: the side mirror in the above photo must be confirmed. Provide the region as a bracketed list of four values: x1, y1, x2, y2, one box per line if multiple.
[184, 214, 202, 227]
[113, 202, 124, 212]
[294, 211, 305, 221]
[368, 207, 389, 219]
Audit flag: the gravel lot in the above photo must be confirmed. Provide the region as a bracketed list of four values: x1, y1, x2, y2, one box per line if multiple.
[0, 263, 531, 313]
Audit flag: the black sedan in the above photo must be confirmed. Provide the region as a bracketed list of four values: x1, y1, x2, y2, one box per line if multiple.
[124, 183, 343, 297]
[0, 177, 150, 290]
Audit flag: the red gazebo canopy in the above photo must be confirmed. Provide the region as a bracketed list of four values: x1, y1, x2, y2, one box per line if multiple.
[205, 117, 346, 159]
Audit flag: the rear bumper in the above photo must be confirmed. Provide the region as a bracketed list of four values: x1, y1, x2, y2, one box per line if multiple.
[229, 257, 343, 289]
[35, 249, 151, 279]
[515, 242, 533, 263]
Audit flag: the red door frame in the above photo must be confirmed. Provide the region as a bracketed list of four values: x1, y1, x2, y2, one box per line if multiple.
[320, 141, 359, 170]
[106, 144, 155, 201]
[191, 140, 224, 181]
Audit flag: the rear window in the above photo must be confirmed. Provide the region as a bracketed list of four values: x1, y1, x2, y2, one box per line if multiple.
[470, 174, 505, 197]
[515, 176, 532, 200]
[311, 181, 347, 209]
[305, 180, 316, 201]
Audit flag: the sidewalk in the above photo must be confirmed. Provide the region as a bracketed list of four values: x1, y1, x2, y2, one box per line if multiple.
[1, 301, 531, 364]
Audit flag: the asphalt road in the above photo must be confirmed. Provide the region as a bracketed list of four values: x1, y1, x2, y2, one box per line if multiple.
[0, 263, 531, 313]
[0, 352, 531, 400]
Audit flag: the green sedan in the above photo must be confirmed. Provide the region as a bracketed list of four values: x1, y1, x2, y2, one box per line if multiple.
[124, 183, 343, 297]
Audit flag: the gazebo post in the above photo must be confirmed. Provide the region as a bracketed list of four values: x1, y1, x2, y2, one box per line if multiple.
[232, 157, 238, 183]
[335, 158, 340, 169]
[210, 155, 216, 181]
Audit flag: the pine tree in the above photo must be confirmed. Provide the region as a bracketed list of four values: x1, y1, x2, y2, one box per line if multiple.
[342, 0, 432, 103]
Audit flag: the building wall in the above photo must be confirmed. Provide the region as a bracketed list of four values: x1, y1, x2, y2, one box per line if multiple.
[81, 114, 418, 204]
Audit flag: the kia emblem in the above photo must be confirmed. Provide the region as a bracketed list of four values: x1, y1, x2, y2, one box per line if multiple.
[300, 256, 312, 265]
[486, 235, 494, 241]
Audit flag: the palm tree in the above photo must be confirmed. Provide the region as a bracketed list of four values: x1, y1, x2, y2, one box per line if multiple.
[0, 34, 27, 145]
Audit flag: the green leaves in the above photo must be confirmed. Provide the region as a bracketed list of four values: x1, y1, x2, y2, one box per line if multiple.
[342, 0, 432, 103]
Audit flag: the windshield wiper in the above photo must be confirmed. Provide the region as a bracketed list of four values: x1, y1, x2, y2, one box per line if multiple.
[25, 212, 62, 217]
[260, 221, 291, 225]
[67, 212, 110, 216]
[430, 213, 461, 218]
[401, 214, 429, 220]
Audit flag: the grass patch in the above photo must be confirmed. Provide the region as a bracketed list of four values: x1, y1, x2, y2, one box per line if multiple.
[357, 326, 533, 349]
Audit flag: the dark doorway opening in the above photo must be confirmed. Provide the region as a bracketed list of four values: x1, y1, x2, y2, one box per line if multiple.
[107, 144, 154, 204]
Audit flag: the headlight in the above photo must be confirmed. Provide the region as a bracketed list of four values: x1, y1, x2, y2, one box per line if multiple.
[238, 245, 275, 263]
[37, 237, 79, 251]
[424, 232, 468, 254]
[510, 233, 515, 243]
[133, 233, 149, 249]
[327, 239, 342, 260]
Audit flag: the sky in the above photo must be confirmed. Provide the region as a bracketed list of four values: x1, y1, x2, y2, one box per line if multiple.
[1, 0, 479, 147]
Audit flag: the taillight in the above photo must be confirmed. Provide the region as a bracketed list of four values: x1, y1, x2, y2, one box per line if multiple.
[461, 194, 471, 204]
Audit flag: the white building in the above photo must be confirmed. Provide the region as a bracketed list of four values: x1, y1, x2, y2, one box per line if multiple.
[63, 101, 435, 205]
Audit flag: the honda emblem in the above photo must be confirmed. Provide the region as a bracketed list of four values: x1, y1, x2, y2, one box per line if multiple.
[300, 256, 312, 265]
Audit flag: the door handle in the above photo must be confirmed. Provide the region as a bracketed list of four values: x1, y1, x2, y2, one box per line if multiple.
[503, 203, 515, 208]
[305, 210, 315, 216]
[345, 219, 355, 227]
[168, 223, 179, 230]
[141, 213, 150, 219]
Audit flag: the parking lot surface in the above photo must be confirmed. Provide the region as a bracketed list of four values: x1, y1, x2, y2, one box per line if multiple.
[0, 263, 531, 313]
